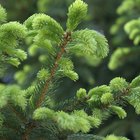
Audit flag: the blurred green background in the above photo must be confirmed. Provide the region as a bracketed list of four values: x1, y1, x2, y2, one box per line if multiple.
[0, 0, 140, 139]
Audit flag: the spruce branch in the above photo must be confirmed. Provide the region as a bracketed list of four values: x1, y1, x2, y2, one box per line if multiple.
[22, 32, 72, 140]
[1, 1, 138, 140]
[36, 31, 72, 108]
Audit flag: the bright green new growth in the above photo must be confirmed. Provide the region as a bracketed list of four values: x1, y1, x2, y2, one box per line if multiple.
[33, 108, 101, 133]
[67, 29, 109, 58]
[0, 0, 140, 140]
[126, 87, 140, 114]
[110, 105, 127, 119]
[24, 13, 64, 43]
[109, 77, 128, 93]
[124, 18, 140, 45]
[76, 88, 87, 100]
[104, 135, 129, 140]
[88, 85, 111, 104]
[0, 14, 27, 67]
[85, 76, 140, 121]
[58, 58, 79, 81]
[0, 5, 7, 24]
[0, 85, 27, 110]
[130, 75, 140, 88]
[37, 68, 50, 81]
[101, 92, 114, 104]
[30, 75, 140, 138]
[67, 0, 88, 31]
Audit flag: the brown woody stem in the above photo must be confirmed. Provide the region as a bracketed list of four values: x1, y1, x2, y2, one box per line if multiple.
[22, 31, 71, 140]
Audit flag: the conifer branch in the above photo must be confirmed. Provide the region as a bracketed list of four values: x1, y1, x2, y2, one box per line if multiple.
[1, 1, 139, 140]
[100, 87, 130, 110]
[36, 31, 71, 108]
[22, 32, 71, 140]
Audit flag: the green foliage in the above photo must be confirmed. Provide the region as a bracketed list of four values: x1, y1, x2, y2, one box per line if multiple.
[37, 68, 50, 81]
[84, 76, 140, 121]
[0, 113, 4, 128]
[101, 92, 114, 104]
[126, 87, 140, 114]
[109, 47, 140, 70]
[104, 135, 129, 140]
[67, 134, 103, 140]
[117, 0, 140, 15]
[109, 77, 128, 93]
[124, 18, 140, 45]
[67, 0, 88, 31]
[67, 29, 109, 58]
[76, 88, 87, 100]
[88, 85, 111, 97]
[24, 13, 64, 43]
[33, 107, 55, 120]
[109, 48, 130, 70]
[63, 70, 79, 81]
[21, 0, 109, 112]
[110, 105, 127, 119]
[0, 14, 27, 67]
[0, 1, 140, 140]
[28, 74, 140, 140]
[1, 21, 27, 39]
[58, 58, 79, 81]
[0, 5, 7, 24]
[109, 0, 140, 72]
[32, 14, 64, 36]
[110, 0, 140, 38]
[0, 84, 27, 110]
[56, 110, 91, 133]
[130, 75, 140, 88]
[34, 108, 101, 133]
[0, 84, 8, 108]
